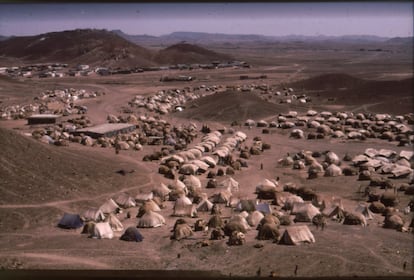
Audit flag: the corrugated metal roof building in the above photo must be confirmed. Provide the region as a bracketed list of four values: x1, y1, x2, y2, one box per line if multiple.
[27, 114, 61, 125]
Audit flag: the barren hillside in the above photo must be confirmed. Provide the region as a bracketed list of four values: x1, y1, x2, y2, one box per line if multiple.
[0, 29, 155, 67]
[174, 90, 289, 122]
[154, 43, 233, 65]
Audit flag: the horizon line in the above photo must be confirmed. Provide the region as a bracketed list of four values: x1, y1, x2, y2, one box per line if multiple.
[2, 28, 413, 39]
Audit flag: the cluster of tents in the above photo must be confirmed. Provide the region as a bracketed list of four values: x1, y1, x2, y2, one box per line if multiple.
[277, 147, 414, 232]
[278, 148, 413, 181]
[57, 194, 146, 242]
[129, 86, 220, 115]
[158, 130, 248, 179]
[244, 110, 413, 146]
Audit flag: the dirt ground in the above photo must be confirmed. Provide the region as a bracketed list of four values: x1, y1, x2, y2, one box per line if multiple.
[0, 48, 413, 279]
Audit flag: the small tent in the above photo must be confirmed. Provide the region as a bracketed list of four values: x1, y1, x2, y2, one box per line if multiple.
[210, 190, 232, 204]
[152, 183, 171, 200]
[237, 199, 257, 212]
[354, 203, 374, 220]
[137, 211, 165, 228]
[227, 215, 251, 232]
[279, 225, 315, 245]
[274, 192, 294, 207]
[257, 222, 280, 240]
[81, 221, 95, 236]
[105, 213, 124, 232]
[171, 179, 188, 195]
[171, 223, 193, 240]
[114, 193, 136, 208]
[58, 213, 84, 229]
[81, 208, 105, 222]
[135, 192, 154, 204]
[197, 199, 214, 212]
[201, 156, 217, 168]
[255, 179, 278, 194]
[144, 199, 162, 212]
[99, 199, 121, 214]
[190, 160, 209, 173]
[246, 210, 265, 227]
[183, 175, 202, 195]
[174, 204, 197, 218]
[179, 163, 199, 175]
[324, 164, 342, 177]
[137, 200, 162, 217]
[208, 215, 224, 229]
[91, 222, 114, 239]
[256, 203, 273, 214]
[292, 202, 320, 222]
[219, 177, 240, 193]
[120, 227, 144, 242]
[343, 211, 367, 226]
[282, 195, 304, 210]
[322, 205, 345, 222]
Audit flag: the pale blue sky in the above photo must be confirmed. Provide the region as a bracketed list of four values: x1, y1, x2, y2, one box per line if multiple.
[0, 2, 412, 37]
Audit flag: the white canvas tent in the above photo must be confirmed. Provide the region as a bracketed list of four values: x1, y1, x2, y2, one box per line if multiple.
[246, 210, 265, 227]
[173, 204, 197, 218]
[219, 177, 240, 193]
[81, 208, 105, 222]
[91, 222, 114, 239]
[99, 199, 121, 214]
[137, 211, 165, 228]
[114, 193, 136, 208]
[292, 202, 320, 222]
[135, 192, 154, 204]
[196, 199, 214, 212]
[152, 183, 171, 199]
[105, 213, 124, 232]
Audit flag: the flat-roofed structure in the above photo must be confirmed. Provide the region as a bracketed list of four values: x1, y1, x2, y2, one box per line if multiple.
[27, 114, 61, 125]
[74, 123, 136, 138]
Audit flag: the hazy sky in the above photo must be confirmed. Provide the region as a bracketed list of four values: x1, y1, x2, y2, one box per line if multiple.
[0, 2, 412, 37]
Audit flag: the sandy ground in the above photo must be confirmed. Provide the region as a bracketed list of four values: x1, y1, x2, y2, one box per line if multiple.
[0, 63, 413, 278]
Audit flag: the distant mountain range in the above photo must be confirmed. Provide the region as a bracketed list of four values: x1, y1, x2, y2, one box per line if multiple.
[112, 30, 413, 47]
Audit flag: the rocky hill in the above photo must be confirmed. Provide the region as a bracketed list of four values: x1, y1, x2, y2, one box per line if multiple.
[0, 29, 156, 67]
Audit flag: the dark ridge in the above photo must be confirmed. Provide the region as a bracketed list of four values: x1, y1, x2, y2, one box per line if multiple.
[174, 90, 288, 122]
[154, 43, 233, 64]
[290, 73, 366, 91]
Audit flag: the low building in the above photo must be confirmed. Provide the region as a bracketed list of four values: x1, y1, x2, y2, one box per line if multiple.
[27, 114, 61, 125]
[73, 123, 136, 138]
